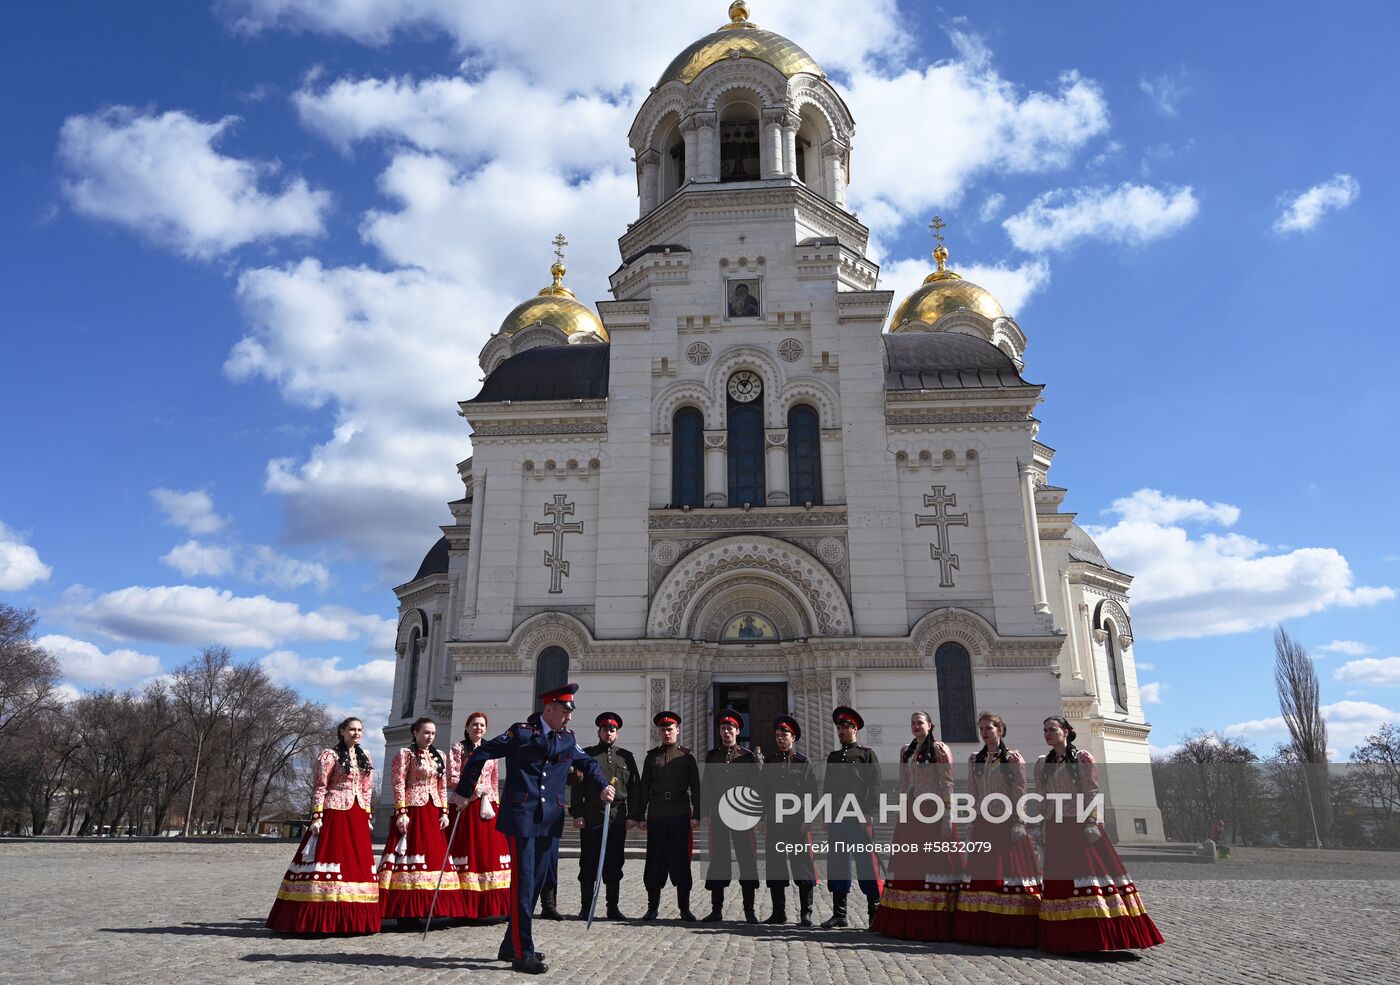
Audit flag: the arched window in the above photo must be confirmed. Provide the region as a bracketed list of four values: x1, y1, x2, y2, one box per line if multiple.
[727, 393, 766, 508]
[671, 407, 704, 508]
[400, 629, 421, 719]
[665, 131, 685, 199]
[534, 646, 570, 712]
[1103, 625, 1127, 712]
[787, 404, 822, 506]
[719, 105, 761, 182]
[935, 642, 976, 742]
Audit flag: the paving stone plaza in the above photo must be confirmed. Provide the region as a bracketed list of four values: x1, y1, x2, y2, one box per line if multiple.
[2, 841, 1395, 984]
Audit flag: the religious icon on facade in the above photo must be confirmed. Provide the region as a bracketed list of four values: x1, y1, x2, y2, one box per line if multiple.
[721, 612, 778, 642]
[727, 278, 761, 318]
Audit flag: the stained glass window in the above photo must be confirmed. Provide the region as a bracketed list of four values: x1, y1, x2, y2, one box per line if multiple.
[935, 642, 976, 742]
[787, 404, 822, 506]
[671, 407, 704, 508]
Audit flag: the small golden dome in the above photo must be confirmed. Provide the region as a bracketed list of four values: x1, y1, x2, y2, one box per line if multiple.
[498, 240, 607, 341]
[658, 2, 824, 87]
[889, 226, 1005, 331]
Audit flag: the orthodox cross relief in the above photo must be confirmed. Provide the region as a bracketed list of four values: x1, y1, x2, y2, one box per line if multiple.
[533, 493, 584, 594]
[915, 485, 969, 588]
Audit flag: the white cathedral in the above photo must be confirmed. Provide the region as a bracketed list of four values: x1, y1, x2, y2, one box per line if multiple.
[382, 2, 1163, 842]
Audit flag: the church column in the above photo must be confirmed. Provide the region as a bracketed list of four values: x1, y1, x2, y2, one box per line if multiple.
[765, 429, 790, 505]
[762, 107, 785, 178]
[822, 140, 848, 207]
[694, 111, 718, 183]
[638, 148, 660, 214]
[782, 111, 800, 179]
[1018, 462, 1052, 615]
[1060, 571, 1084, 682]
[462, 471, 487, 619]
[681, 116, 700, 184]
[704, 431, 727, 507]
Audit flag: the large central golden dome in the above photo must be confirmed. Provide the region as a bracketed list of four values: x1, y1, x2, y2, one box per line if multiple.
[889, 242, 1005, 331]
[498, 257, 607, 341]
[657, 1, 824, 87]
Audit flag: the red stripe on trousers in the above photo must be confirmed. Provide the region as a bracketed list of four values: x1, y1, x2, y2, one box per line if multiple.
[509, 834, 522, 959]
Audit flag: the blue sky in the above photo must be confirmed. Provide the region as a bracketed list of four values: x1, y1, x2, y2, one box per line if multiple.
[2, 1, 1396, 764]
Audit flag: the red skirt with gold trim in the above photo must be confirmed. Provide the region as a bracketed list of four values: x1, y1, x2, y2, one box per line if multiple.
[953, 817, 1041, 947]
[447, 801, 512, 918]
[872, 816, 963, 941]
[266, 803, 380, 935]
[377, 803, 467, 919]
[1037, 820, 1164, 952]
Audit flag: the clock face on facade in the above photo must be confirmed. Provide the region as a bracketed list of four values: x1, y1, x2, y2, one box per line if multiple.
[727, 371, 762, 402]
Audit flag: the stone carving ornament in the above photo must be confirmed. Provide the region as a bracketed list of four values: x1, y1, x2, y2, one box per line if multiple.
[777, 337, 803, 362]
[686, 341, 712, 365]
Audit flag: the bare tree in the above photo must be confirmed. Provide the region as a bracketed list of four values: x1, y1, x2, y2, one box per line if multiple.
[170, 646, 235, 836]
[1349, 722, 1400, 847]
[0, 604, 60, 741]
[1273, 626, 1330, 846]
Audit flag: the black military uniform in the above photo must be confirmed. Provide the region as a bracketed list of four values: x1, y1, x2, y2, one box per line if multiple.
[638, 710, 701, 921]
[570, 712, 641, 920]
[822, 706, 882, 928]
[762, 715, 818, 926]
[700, 707, 762, 923]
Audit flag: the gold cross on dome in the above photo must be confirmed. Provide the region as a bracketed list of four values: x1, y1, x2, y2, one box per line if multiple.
[552, 233, 568, 264]
[928, 215, 946, 246]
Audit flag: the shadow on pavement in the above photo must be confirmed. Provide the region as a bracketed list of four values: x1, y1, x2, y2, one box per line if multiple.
[687, 924, 1145, 961]
[241, 952, 500, 971]
[101, 919, 268, 939]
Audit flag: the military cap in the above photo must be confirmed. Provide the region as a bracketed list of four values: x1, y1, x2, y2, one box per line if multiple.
[832, 706, 864, 729]
[539, 682, 580, 708]
[596, 712, 623, 729]
[653, 710, 681, 726]
[717, 707, 744, 729]
[773, 715, 801, 740]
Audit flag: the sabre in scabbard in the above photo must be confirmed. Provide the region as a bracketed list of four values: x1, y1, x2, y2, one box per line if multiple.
[585, 776, 618, 929]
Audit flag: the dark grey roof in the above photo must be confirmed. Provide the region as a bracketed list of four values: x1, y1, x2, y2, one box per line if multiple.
[619, 243, 690, 267]
[1068, 523, 1115, 570]
[468, 344, 610, 403]
[883, 333, 1030, 389]
[412, 535, 449, 581]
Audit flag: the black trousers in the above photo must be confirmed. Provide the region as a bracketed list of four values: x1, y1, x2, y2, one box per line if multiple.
[764, 823, 818, 887]
[643, 814, 693, 892]
[704, 822, 759, 888]
[579, 815, 627, 888]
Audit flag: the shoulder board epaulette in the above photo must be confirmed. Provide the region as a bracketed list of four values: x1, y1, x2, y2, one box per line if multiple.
[511, 721, 540, 734]
[677, 745, 690, 754]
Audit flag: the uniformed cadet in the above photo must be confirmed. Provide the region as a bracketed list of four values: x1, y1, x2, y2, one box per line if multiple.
[762, 715, 819, 926]
[701, 707, 762, 923]
[821, 706, 883, 929]
[570, 711, 641, 920]
[637, 710, 701, 921]
[452, 684, 616, 975]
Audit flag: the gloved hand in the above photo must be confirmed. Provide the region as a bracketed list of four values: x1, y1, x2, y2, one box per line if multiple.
[309, 819, 323, 835]
[439, 812, 450, 830]
[1084, 824, 1102, 844]
[396, 814, 409, 833]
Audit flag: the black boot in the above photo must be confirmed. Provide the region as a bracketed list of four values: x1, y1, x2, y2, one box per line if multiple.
[678, 889, 697, 922]
[797, 885, 814, 927]
[821, 891, 848, 929]
[578, 882, 594, 920]
[702, 888, 725, 922]
[763, 886, 787, 925]
[641, 888, 660, 921]
[538, 883, 563, 920]
[605, 882, 627, 921]
[741, 885, 758, 924]
[867, 895, 879, 925]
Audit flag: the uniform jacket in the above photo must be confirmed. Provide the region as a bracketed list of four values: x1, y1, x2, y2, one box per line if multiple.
[392, 745, 447, 810]
[700, 745, 760, 821]
[448, 742, 502, 804]
[638, 744, 701, 820]
[824, 742, 881, 814]
[312, 748, 373, 812]
[570, 743, 641, 826]
[762, 749, 817, 826]
[456, 720, 608, 838]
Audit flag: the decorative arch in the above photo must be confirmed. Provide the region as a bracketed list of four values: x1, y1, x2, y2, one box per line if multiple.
[647, 536, 853, 638]
[692, 64, 786, 113]
[655, 379, 720, 432]
[690, 576, 812, 641]
[788, 81, 856, 140]
[706, 346, 784, 423]
[776, 377, 839, 429]
[396, 608, 427, 650]
[509, 611, 594, 664]
[1094, 598, 1134, 647]
[628, 90, 692, 153]
[910, 607, 998, 667]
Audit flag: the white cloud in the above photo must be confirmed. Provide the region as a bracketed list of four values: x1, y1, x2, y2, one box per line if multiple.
[1136, 661, 1155, 672]
[261, 648, 394, 701]
[1225, 700, 1398, 754]
[1139, 71, 1190, 117]
[1003, 182, 1198, 252]
[1085, 489, 1394, 640]
[151, 488, 228, 535]
[1319, 640, 1371, 657]
[978, 193, 1005, 223]
[1273, 174, 1359, 233]
[1140, 681, 1164, 704]
[160, 540, 236, 578]
[58, 107, 330, 259]
[1148, 742, 1182, 759]
[38, 634, 161, 687]
[0, 520, 52, 591]
[72, 584, 389, 649]
[243, 545, 331, 591]
[1333, 657, 1400, 687]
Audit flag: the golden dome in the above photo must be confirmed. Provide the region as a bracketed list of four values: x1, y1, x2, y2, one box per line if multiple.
[498, 251, 607, 341]
[889, 238, 1005, 331]
[657, 2, 824, 87]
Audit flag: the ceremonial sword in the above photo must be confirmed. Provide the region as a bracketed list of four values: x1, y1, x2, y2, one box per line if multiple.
[585, 777, 617, 929]
[422, 805, 466, 940]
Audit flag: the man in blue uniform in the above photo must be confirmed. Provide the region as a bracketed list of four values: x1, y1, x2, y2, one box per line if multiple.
[452, 683, 616, 975]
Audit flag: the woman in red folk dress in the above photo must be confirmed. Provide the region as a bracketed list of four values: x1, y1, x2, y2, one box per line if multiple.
[953, 711, 1042, 947]
[266, 716, 381, 935]
[378, 717, 467, 922]
[873, 711, 962, 941]
[1035, 717, 1164, 953]
[447, 711, 512, 920]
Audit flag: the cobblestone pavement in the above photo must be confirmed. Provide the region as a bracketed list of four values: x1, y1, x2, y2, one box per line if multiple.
[1, 841, 1396, 984]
